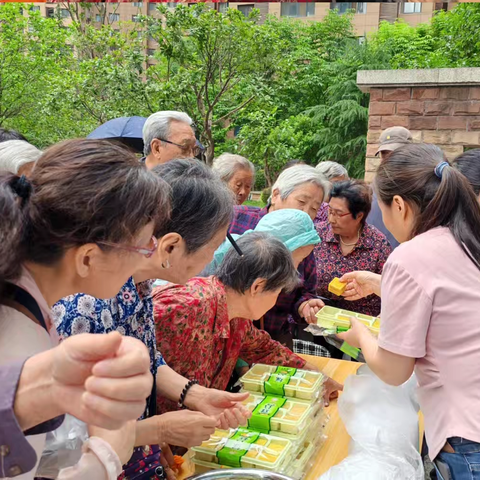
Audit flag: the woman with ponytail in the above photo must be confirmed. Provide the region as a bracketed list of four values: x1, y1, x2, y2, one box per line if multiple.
[339, 144, 480, 479]
[0, 139, 170, 479]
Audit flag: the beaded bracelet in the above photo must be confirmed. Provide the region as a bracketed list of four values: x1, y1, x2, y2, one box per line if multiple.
[178, 379, 199, 409]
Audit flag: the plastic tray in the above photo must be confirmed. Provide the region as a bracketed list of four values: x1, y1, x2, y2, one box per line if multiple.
[315, 305, 380, 335]
[192, 437, 318, 480]
[192, 428, 293, 471]
[240, 364, 324, 401]
[241, 392, 321, 435]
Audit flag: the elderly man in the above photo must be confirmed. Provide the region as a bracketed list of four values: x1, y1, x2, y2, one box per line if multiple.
[367, 126, 413, 249]
[142, 110, 199, 169]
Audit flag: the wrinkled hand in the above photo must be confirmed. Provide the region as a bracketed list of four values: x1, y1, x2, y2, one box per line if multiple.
[188, 386, 252, 430]
[89, 420, 137, 465]
[337, 316, 370, 349]
[52, 332, 153, 430]
[157, 410, 217, 448]
[340, 271, 381, 301]
[323, 376, 343, 407]
[299, 298, 325, 324]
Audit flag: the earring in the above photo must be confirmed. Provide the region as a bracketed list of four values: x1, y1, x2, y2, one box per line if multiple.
[161, 259, 171, 269]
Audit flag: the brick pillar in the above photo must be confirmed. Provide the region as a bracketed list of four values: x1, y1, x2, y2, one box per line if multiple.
[357, 68, 480, 181]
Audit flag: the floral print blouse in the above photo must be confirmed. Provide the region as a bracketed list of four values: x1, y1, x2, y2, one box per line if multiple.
[152, 276, 306, 414]
[54, 277, 165, 377]
[314, 221, 392, 316]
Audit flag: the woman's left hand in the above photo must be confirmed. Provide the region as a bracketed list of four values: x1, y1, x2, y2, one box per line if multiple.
[323, 377, 343, 407]
[191, 387, 252, 430]
[299, 298, 325, 324]
[337, 317, 368, 348]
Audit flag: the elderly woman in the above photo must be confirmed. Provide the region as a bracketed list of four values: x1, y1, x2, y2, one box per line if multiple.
[314, 161, 349, 225]
[0, 139, 42, 176]
[212, 152, 255, 205]
[315, 180, 391, 317]
[230, 164, 330, 346]
[153, 232, 342, 415]
[53, 159, 250, 478]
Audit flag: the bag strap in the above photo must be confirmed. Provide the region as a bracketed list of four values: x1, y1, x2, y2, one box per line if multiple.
[3, 283, 48, 332]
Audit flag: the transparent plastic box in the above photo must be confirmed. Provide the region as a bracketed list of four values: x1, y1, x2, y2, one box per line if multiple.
[191, 428, 293, 471]
[240, 364, 324, 401]
[192, 431, 319, 480]
[315, 306, 380, 335]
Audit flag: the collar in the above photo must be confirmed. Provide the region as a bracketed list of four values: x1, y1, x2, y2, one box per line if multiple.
[210, 276, 231, 339]
[323, 223, 374, 250]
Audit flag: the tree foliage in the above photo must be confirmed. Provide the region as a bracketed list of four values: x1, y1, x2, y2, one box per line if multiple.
[1, 2, 480, 176]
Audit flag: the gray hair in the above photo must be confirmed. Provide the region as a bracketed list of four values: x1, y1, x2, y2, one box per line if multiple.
[0, 140, 42, 174]
[315, 161, 349, 181]
[212, 153, 255, 183]
[152, 158, 234, 253]
[143, 111, 193, 156]
[216, 232, 300, 294]
[272, 164, 330, 201]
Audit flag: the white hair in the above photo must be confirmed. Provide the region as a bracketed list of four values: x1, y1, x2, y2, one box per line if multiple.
[212, 153, 255, 183]
[0, 140, 42, 174]
[272, 164, 330, 201]
[315, 161, 349, 180]
[143, 111, 193, 156]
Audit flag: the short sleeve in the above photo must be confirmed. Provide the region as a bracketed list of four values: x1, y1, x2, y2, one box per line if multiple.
[378, 259, 433, 358]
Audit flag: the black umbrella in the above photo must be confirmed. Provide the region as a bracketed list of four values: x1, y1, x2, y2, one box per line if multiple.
[87, 116, 146, 153]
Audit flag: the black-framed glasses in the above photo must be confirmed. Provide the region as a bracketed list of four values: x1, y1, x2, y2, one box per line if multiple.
[157, 138, 201, 157]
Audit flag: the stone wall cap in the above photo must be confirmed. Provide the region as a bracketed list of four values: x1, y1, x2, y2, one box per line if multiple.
[357, 68, 480, 92]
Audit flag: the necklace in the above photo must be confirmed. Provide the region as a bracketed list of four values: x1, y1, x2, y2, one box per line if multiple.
[340, 231, 360, 247]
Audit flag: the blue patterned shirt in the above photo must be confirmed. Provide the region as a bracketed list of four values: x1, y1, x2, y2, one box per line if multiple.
[53, 277, 166, 378]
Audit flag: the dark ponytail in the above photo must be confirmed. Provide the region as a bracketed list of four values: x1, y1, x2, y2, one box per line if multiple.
[375, 143, 480, 271]
[0, 139, 171, 294]
[0, 173, 30, 284]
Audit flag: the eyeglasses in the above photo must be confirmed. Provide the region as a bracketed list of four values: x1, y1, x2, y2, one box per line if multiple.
[157, 138, 201, 157]
[328, 207, 352, 219]
[97, 236, 158, 258]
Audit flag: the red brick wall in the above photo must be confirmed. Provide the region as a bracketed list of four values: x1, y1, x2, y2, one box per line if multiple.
[365, 86, 480, 181]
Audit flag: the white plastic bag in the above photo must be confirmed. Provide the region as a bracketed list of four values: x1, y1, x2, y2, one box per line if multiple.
[320, 366, 424, 480]
[35, 415, 89, 479]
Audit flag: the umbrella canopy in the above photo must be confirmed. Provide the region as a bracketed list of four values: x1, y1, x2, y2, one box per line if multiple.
[87, 116, 146, 153]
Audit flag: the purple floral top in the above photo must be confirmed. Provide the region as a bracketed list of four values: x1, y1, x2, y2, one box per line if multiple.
[314, 221, 392, 316]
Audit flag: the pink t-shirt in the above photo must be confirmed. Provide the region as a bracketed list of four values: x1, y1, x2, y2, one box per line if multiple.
[378, 227, 480, 460]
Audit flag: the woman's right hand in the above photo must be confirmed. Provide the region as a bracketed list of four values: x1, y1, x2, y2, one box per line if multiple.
[156, 410, 217, 448]
[339, 271, 382, 300]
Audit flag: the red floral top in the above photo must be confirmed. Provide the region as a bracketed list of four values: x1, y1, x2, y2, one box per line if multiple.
[314, 221, 392, 316]
[152, 276, 306, 414]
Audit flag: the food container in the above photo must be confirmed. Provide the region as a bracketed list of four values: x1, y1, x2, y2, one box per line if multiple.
[192, 428, 293, 471]
[315, 306, 380, 335]
[192, 435, 318, 480]
[240, 365, 324, 401]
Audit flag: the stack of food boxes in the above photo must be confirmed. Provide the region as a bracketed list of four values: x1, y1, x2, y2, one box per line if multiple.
[191, 365, 326, 479]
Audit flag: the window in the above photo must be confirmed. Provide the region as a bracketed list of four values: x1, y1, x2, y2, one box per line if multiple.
[280, 3, 315, 18]
[133, 2, 143, 6]
[95, 14, 102, 22]
[147, 48, 155, 57]
[166, 2, 177, 8]
[403, 3, 422, 14]
[218, 2, 229, 14]
[30, 5, 40, 12]
[60, 8, 70, 19]
[109, 13, 120, 22]
[357, 36, 366, 45]
[46, 8, 55, 18]
[334, 2, 353, 15]
[148, 2, 158, 11]
[132, 14, 141, 22]
[356, 2, 367, 14]
[238, 4, 254, 17]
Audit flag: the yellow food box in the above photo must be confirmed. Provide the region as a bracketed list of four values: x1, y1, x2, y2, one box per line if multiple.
[328, 277, 347, 296]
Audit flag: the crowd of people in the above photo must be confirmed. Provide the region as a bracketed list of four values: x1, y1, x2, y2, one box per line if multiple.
[1, 110, 480, 480]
